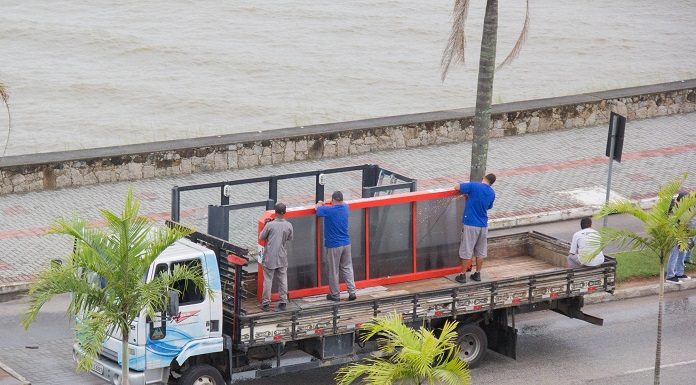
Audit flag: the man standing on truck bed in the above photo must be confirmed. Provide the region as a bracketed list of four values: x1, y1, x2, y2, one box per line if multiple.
[316, 191, 357, 301]
[454, 173, 496, 283]
[259, 202, 294, 311]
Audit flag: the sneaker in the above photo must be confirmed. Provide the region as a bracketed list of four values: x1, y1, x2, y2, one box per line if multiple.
[326, 294, 340, 302]
[455, 274, 467, 284]
[348, 293, 357, 301]
[277, 302, 287, 311]
[665, 276, 682, 284]
[261, 303, 271, 312]
[677, 274, 691, 281]
[471, 272, 481, 282]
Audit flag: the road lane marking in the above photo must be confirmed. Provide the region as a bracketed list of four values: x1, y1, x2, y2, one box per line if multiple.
[624, 359, 696, 374]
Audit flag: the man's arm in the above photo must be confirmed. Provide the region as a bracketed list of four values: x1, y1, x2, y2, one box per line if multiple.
[287, 223, 294, 241]
[569, 232, 579, 255]
[259, 223, 270, 241]
[316, 201, 327, 217]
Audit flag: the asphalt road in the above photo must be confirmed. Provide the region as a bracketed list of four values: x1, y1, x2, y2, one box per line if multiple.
[1, 215, 692, 385]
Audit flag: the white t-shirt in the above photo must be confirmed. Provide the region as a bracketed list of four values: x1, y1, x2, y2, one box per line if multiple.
[569, 228, 605, 266]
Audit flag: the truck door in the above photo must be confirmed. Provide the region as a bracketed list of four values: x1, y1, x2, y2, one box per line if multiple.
[147, 257, 211, 364]
[168, 258, 210, 342]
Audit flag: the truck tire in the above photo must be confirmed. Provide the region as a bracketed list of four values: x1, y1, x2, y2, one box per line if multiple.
[178, 364, 225, 385]
[456, 323, 487, 368]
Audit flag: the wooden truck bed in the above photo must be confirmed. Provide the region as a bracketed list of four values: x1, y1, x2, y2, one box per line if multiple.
[232, 232, 616, 347]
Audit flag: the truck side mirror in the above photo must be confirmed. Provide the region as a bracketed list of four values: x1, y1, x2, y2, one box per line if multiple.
[168, 291, 180, 317]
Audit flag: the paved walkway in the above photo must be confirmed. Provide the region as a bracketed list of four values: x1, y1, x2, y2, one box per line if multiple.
[1, 112, 695, 288]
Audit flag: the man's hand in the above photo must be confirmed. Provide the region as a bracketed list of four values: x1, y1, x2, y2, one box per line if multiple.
[316, 200, 324, 208]
[453, 184, 460, 192]
[264, 217, 274, 224]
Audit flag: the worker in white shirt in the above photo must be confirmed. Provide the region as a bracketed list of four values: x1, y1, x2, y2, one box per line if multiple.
[567, 217, 605, 268]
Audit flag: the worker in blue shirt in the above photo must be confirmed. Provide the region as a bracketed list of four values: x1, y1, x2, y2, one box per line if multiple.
[316, 191, 357, 301]
[453, 173, 496, 283]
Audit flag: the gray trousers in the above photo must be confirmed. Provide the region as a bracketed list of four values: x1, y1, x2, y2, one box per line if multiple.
[262, 266, 288, 305]
[326, 245, 356, 297]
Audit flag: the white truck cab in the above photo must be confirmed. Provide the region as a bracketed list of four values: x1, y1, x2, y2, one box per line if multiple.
[74, 238, 226, 385]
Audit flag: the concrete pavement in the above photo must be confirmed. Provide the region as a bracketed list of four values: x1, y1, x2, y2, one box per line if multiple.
[1, 112, 695, 291]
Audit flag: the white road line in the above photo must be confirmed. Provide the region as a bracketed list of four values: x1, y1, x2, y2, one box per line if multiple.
[624, 359, 696, 374]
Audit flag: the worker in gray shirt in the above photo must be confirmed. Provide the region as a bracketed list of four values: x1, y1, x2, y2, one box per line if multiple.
[259, 203, 294, 311]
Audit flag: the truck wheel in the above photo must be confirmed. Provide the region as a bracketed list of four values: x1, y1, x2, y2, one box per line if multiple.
[456, 324, 487, 368]
[178, 364, 225, 385]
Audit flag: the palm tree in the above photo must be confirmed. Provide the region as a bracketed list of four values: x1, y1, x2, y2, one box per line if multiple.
[441, 0, 530, 182]
[589, 174, 696, 385]
[335, 313, 471, 385]
[0, 81, 10, 158]
[22, 189, 209, 385]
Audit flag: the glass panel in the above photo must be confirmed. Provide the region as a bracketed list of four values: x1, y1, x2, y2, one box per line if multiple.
[172, 259, 204, 305]
[282, 216, 318, 291]
[228, 207, 267, 251]
[368, 203, 413, 278]
[416, 197, 464, 272]
[322, 170, 363, 202]
[320, 209, 366, 286]
[276, 176, 316, 208]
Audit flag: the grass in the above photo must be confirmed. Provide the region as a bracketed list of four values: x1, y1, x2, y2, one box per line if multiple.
[613, 250, 696, 283]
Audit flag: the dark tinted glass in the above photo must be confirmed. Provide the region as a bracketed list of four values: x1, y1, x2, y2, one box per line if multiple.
[283, 216, 318, 291]
[320, 209, 366, 285]
[416, 197, 463, 271]
[368, 203, 413, 278]
[172, 259, 204, 305]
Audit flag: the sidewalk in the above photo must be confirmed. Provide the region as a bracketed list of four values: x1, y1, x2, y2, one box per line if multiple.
[1, 112, 695, 292]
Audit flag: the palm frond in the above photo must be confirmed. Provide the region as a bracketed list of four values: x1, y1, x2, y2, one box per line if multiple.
[432, 358, 471, 385]
[441, 0, 471, 81]
[595, 200, 648, 223]
[496, 0, 530, 70]
[74, 311, 111, 372]
[651, 174, 687, 216]
[582, 227, 654, 264]
[23, 189, 200, 379]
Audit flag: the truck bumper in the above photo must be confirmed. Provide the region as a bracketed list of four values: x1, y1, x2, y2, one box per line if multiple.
[73, 343, 154, 385]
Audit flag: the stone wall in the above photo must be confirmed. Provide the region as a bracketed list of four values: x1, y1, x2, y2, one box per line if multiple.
[1, 80, 695, 194]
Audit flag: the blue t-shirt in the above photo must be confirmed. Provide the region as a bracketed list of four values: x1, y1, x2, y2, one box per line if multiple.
[459, 182, 495, 227]
[316, 204, 351, 248]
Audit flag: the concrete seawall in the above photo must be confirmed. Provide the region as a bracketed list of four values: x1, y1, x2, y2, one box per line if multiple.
[1, 79, 695, 194]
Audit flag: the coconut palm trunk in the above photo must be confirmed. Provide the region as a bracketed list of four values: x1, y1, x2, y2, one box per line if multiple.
[441, 0, 529, 182]
[470, 0, 498, 182]
[654, 262, 665, 385]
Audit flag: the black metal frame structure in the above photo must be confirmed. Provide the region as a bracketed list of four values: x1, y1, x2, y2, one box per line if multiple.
[170, 164, 417, 241]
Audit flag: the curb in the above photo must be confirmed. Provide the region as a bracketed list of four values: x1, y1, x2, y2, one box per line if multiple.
[0, 360, 30, 385]
[585, 278, 696, 304]
[0, 282, 32, 296]
[488, 197, 657, 230]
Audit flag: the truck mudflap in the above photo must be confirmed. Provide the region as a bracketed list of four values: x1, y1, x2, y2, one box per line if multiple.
[482, 309, 517, 360]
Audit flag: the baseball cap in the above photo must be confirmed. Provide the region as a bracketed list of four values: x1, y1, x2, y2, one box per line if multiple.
[331, 191, 344, 201]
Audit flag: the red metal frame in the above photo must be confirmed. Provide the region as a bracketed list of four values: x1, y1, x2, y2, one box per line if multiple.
[257, 188, 462, 302]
